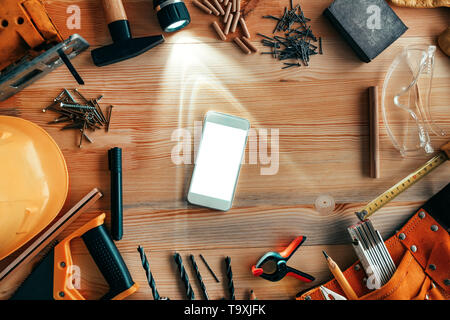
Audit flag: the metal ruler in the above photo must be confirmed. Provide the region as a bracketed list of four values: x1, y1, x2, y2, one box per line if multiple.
[357, 149, 449, 221]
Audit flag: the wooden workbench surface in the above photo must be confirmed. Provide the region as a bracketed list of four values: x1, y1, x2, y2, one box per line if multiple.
[0, 0, 449, 300]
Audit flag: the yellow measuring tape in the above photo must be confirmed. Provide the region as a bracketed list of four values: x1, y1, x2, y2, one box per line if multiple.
[357, 142, 450, 221]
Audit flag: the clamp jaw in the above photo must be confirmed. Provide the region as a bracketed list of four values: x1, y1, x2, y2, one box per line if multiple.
[251, 236, 315, 283]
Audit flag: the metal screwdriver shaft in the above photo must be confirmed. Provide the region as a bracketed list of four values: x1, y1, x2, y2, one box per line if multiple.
[137, 246, 160, 300]
[225, 256, 235, 300]
[189, 255, 209, 300]
[174, 252, 195, 300]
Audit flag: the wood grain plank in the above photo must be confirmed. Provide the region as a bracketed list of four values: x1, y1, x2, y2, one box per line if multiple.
[0, 0, 448, 300]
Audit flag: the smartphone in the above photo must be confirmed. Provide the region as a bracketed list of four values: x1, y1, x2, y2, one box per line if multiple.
[187, 112, 250, 211]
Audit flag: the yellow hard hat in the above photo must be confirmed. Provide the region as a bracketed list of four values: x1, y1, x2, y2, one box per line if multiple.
[0, 116, 68, 260]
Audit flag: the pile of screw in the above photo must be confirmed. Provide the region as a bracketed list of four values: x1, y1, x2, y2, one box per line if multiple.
[259, 0, 322, 69]
[43, 88, 113, 148]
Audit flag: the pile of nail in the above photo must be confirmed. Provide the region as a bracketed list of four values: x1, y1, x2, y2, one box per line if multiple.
[43, 88, 113, 147]
[192, 0, 258, 54]
[259, 0, 322, 69]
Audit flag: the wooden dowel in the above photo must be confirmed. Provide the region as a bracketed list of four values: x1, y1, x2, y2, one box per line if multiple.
[224, 13, 233, 35]
[193, 0, 212, 14]
[241, 37, 258, 53]
[239, 17, 250, 38]
[203, 0, 220, 16]
[223, 0, 230, 6]
[236, 0, 240, 12]
[212, 21, 227, 41]
[224, 2, 232, 23]
[369, 86, 380, 179]
[234, 37, 251, 54]
[232, 0, 237, 12]
[212, 0, 225, 15]
[230, 11, 240, 33]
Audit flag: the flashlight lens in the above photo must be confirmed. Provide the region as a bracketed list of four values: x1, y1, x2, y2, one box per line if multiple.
[166, 20, 189, 32]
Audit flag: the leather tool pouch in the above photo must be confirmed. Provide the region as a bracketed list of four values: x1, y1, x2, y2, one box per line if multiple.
[297, 183, 450, 300]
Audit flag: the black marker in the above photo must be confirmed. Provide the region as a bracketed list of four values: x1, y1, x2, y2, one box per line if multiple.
[108, 147, 123, 241]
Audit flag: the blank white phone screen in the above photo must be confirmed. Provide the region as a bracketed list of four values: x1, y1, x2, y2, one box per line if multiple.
[190, 121, 247, 201]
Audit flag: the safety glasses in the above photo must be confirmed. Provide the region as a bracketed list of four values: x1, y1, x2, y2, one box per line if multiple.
[382, 45, 448, 157]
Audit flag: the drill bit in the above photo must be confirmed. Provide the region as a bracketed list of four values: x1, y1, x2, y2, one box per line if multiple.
[174, 252, 195, 300]
[189, 255, 209, 300]
[225, 256, 235, 300]
[199, 254, 220, 283]
[137, 246, 161, 300]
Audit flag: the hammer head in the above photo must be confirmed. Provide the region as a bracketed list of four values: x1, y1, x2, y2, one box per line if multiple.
[91, 35, 165, 67]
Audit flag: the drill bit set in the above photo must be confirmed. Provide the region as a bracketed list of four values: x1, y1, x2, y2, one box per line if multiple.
[137, 247, 239, 300]
[43, 89, 113, 147]
[259, 0, 322, 69]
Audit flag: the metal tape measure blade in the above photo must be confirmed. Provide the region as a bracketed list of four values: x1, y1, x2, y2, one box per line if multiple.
[358, 151, 448, 220]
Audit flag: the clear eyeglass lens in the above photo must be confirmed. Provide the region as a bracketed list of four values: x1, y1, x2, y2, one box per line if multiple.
[382, 45, 448, 157]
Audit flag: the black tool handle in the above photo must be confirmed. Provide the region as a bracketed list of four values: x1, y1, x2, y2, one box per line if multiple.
[102, 0, 132, 43]
[108, 147, 123, 241]
[82, 224, 134, 300]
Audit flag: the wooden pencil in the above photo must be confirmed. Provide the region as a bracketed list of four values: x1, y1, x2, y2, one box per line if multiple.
[323, 251, 358, 300]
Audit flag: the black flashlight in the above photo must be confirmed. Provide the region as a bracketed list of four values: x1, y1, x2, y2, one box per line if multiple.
[154, 0, 191, 33]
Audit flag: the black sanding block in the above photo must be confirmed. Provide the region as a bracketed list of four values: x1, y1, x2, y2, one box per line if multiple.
[324, 0, 408, 62]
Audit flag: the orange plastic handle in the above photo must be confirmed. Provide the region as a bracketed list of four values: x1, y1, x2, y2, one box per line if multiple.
[280, 236, 305, 259]
[53, 214, 107, 300]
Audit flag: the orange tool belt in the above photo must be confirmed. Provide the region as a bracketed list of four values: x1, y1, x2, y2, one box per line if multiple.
[298, 183, 450, 300]
[0, 0, 62, 71]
